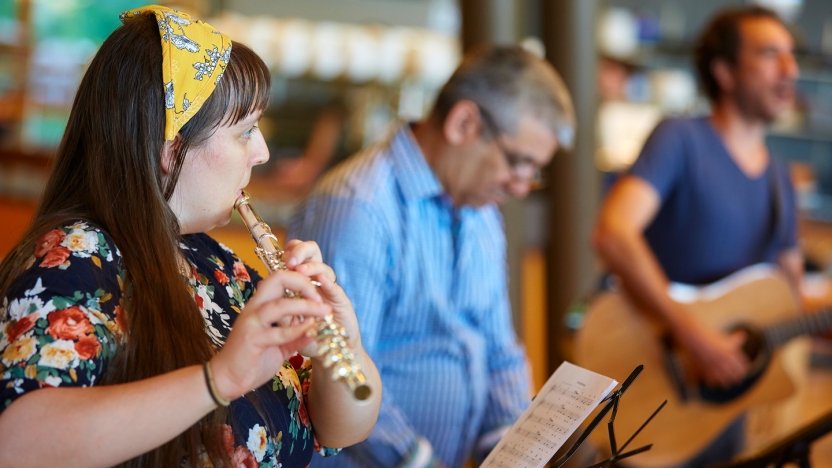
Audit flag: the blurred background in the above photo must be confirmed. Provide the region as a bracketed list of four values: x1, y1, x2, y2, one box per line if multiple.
[4, 0, 832, 461]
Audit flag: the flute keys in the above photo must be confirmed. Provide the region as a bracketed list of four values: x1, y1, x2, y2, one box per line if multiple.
[236, 191, 371, 401]
[332, 363, 355, 380]
[316, 342, 335, 357]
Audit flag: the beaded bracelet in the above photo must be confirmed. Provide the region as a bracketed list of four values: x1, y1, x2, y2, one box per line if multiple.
[203, 361, 231, 407]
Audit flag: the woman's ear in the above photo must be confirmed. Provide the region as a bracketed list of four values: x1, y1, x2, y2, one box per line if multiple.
[160, 136, 182, 175]
[443, 100, 483, 146]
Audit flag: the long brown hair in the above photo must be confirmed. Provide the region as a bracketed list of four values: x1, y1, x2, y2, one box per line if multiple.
[0, 14, 270, 467]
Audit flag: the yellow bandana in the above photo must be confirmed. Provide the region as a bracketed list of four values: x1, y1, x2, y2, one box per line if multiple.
[120, 5, 232, 140]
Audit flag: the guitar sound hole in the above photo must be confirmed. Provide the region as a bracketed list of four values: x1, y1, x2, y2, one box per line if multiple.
[698, 324, 771, 403]
[736, 324, 764, 362]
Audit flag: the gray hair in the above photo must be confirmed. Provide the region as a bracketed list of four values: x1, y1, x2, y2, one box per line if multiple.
[432, 45, 576, 149]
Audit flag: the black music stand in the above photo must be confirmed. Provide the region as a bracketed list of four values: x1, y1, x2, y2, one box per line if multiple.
[708, 409, 832, 468]
[550, 365, 667, 468]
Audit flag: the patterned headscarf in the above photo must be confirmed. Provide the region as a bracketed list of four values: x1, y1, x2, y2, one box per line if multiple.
[120, 5, 232, 140]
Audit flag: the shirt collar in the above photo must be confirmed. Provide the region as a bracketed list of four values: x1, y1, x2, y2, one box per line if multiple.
[389, 124, 445, 201]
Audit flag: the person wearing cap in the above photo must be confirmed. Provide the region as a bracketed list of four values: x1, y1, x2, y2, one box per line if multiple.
[0, 6, 380, 467]
[290, 46, 576, 468]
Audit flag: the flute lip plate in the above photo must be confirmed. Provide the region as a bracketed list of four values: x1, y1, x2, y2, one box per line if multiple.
[234, 190, 251, 208]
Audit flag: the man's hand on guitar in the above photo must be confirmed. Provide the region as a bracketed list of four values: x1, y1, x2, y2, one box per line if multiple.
[676, 321, 749, 389]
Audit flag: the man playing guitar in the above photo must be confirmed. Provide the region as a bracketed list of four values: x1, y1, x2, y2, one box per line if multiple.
[592, 6, 802, 467]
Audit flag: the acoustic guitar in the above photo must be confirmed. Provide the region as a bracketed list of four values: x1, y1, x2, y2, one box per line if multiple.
[574, 264, 830, 468]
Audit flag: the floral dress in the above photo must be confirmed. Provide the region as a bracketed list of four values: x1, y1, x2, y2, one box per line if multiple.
[0, 221, 338, 467]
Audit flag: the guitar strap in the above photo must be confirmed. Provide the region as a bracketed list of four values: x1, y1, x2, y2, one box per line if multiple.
[767, 160, 785, 256]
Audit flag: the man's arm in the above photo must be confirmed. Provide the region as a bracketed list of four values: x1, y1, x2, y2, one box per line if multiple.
[592, 175, 748, 388]
[778, 247, 803, 294]
[476, 277, 531, 462]
[777, 164, 804, 295]
[290, 197, 441, 467]
[475, 211, 532, 462]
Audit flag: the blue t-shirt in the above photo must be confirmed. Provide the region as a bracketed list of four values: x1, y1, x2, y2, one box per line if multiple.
[630, 117, 797, 285]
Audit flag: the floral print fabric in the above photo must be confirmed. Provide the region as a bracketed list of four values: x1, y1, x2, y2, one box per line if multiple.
[0, 221, 337, 467]
[119, 6, 232, 140]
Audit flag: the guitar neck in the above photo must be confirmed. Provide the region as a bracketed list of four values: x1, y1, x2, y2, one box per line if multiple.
[764, 309, 832, 348]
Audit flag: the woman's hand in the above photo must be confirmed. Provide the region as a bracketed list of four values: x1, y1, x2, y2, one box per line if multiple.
[282, 241, 381, 448]
[283, 240, 363, 350]
[209, 270, 331, 402]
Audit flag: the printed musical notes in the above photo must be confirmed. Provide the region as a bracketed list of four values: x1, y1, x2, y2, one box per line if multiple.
[480, 362, 618, 468]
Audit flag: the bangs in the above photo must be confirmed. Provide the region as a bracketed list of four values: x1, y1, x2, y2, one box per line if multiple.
[218, 42, 271, 126]
[183, 41, 271, 140]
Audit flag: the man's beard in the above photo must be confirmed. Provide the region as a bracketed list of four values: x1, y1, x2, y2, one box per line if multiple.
[733, 86, 791, 124]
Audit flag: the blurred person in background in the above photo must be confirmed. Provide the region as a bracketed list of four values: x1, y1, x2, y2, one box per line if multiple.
[593, 6, 801, 467]
[291, 46, 575, 468]
[269, 102, 348, 196]
[0, 6, 380, 467]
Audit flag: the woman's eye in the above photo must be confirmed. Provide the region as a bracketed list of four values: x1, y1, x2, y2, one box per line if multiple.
[243, 125, 259, 138]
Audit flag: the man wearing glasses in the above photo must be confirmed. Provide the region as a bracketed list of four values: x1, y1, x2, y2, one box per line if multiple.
[290, 46, 575, 468]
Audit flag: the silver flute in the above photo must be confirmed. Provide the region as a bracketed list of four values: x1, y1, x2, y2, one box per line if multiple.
[234, 190, 372, 402]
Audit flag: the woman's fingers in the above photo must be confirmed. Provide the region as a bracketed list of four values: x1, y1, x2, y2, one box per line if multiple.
[214, 317, 318, 396]
[264, 322, 318, 350]
[309, 273, 362, 348]
[285, 239, 303, 249]
[215, 276, 331, 396]
[283, 240, 323, 267]
[294, 261, 336, 284]
[249, 270, 324, 307]
[256, 298, 330, 327]
[313, 273, 349, 307]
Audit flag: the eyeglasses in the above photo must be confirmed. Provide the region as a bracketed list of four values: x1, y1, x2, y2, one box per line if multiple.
[478, 107, 544, 186]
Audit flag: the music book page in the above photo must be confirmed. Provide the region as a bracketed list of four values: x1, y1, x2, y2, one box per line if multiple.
[481, 361, 618, 468]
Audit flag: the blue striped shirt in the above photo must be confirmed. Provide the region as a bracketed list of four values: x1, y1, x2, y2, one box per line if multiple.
[289, 126, 531, 468]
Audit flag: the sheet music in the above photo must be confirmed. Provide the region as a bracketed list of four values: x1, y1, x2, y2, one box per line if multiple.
[481, 361, 618, 468]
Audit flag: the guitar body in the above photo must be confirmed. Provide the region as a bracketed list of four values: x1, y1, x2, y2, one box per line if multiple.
[575, 265, 808, 468]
